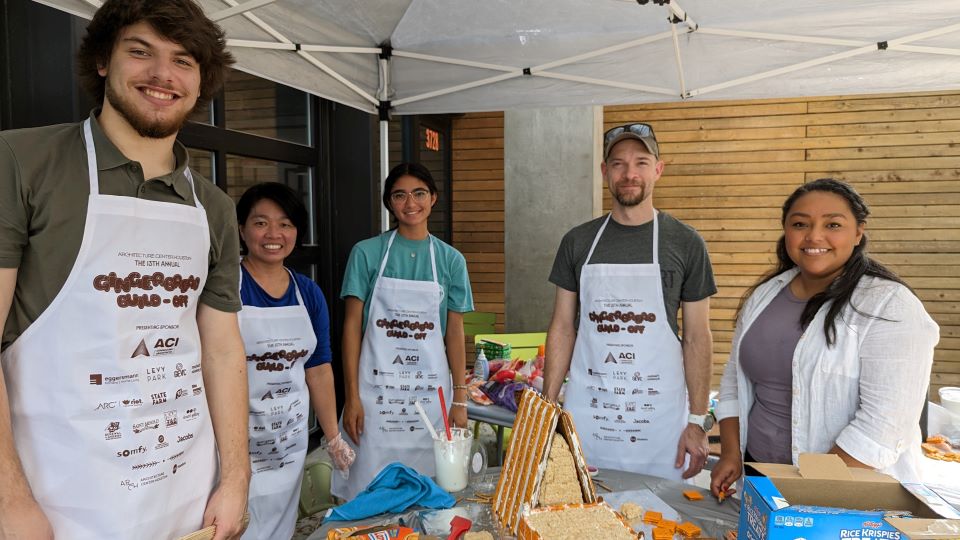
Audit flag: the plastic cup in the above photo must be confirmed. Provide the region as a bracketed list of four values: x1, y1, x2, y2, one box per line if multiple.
[433, 427, 472, 492]
[940, 387, 960, 416]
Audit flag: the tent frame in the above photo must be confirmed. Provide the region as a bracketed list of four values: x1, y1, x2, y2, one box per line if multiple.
[66, 0, 960, 230]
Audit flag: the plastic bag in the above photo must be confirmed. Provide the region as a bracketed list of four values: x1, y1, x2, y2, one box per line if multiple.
[481, 380, 526, 412]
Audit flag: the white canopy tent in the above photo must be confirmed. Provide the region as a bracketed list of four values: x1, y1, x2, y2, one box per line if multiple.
[35, 0, 960, 225]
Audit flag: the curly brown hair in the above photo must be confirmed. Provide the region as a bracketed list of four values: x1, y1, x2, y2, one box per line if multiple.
[77, 0, 234, 107]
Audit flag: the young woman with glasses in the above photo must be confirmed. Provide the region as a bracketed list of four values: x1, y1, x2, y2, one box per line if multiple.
[332, 162, 475, 501]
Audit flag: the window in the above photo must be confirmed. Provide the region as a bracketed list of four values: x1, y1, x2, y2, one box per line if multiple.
[179, 68, 321, 280]
[185, 148, 214, 180]
[225, 154, 314, 244]
[224, 71, 310, 145]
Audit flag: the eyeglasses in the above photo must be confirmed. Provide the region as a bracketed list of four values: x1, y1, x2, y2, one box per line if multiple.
[603, 123, 656, 147]
[390, 189, 431, 204]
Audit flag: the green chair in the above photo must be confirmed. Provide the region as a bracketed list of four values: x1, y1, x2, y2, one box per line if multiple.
[298, 459, 336, 518]
[463, 310, 496, 336]
[463, 311, 496, 369]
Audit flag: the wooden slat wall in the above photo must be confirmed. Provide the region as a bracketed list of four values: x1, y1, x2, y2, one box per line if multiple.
[449, 92, 960, 399]
[451, 112, 506, 359]
[603, 91, 960, 399]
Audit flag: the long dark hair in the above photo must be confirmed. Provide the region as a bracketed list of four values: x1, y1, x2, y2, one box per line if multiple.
[738, 178, 908, 345]
[381, 162, 439, 220]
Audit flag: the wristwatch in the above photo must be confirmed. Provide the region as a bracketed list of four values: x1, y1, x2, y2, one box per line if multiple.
[688, 412, 715, 432]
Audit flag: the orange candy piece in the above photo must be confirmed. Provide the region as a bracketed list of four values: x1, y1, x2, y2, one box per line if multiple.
[659, 520, 678, 533]
[652, 527, 673, 540]
[643, 510, 663, 524]
[678, 522, 703, 538]
[682, 490, 704, 501]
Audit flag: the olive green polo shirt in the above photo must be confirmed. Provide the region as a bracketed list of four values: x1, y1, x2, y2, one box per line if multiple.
[0, 111, 241, 351]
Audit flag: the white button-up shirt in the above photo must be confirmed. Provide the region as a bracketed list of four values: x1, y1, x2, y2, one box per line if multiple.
[716, 268, 939, 482]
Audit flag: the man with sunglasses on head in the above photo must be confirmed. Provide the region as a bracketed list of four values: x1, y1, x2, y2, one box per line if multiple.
[543, 123, 717, 482]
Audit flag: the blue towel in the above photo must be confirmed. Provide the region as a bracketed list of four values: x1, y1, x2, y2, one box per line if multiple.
[325, 462, 455, 521]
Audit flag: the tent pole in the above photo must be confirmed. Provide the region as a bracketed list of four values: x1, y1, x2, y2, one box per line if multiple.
[893, 44, 960, 57]
[698, 28, 867, 47]
[378, 49, 393, 233]
[535, 72, 674, 96]
[380, 121, 390, 233]
[297, 50, 378, 106]
[666, 1, 698, 32]
[393, 72, 521, 107]
[670, 23, 687, 97]
[209, 0, 278, 22]
[687, 44, 877, 98]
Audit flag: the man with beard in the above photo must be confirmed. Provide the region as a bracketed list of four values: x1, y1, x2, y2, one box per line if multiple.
[543, 123, 717, 482]
[0, 1, 249, 538]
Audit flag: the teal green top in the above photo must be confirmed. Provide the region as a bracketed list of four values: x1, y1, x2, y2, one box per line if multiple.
[340, 231, 474, 334]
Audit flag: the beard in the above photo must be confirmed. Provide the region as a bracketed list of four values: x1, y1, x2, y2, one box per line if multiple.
[104, 79, 192, 139]
[612, 182, 648, 207]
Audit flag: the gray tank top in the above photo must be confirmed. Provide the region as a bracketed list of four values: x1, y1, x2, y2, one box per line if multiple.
[739, 284, 806, 464]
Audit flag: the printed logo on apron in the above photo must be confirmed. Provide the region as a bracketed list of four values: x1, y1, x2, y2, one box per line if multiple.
[331, 232, 451, 501]
[238, 267, 316, 540]
[564, 213, 689, 481]
[0, 120, 216, 539]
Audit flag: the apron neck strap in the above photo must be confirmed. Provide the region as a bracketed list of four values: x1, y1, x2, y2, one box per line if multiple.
[183, 168, 200, 208]
[378, 230, 438, 283]
[584, 214, 610, 265]
[585, 211, 659, 265]
[288, 267, 306, 304]
[239, 263, 305, 304]
[652, 211, 659, 264]
[83, 119, 99, 195]
[83, 118, 201, 209]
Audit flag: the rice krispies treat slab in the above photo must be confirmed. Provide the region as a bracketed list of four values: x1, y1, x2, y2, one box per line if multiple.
[518, 502, 637, 540]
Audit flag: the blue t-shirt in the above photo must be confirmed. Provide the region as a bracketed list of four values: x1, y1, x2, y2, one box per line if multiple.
[340, 231, 474, 334]
[240, 265, 333, 369]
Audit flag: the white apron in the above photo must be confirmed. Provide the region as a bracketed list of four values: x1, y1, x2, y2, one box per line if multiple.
[0, 119, 217, 539]
[238, 267, 316, 540]
[331, 232, 450, 501]
[564, 213, 688, 480]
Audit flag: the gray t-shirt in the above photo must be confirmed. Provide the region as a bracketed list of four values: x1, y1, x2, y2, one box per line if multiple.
[739, 285, 805, 464]
[548, 211, 716, 336]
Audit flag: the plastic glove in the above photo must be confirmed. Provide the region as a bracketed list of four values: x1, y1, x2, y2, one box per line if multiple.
[328, 432, 356, 472]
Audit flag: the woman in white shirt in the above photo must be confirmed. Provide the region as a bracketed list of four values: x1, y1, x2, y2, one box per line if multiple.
[710, 178, 938, 496]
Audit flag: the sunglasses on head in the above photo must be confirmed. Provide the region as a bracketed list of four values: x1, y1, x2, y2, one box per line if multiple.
[604, 123, 656, 147]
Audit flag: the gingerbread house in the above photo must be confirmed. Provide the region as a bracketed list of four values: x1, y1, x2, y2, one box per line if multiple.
[492, 388, 600, 534]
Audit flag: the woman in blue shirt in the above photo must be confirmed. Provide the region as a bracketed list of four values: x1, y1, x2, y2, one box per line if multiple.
[236, 182, 353, 539]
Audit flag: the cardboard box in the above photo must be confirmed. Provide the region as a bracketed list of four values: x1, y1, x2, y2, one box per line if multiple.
[739, 454, 960, 539]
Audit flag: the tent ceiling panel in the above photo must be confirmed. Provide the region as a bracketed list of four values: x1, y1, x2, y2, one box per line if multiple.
[230, 48, 380, 112]
[390, 0, 669, 55]
[390, 76, 676, 116]
[33, 0, 94, 19]
[30, 0, 960, 115]
[224, 0, 410, 46]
